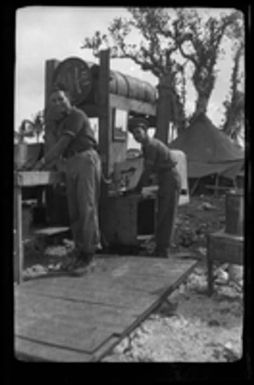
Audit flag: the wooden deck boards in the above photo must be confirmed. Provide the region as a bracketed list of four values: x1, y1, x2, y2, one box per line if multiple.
[15, 255, 198, 362]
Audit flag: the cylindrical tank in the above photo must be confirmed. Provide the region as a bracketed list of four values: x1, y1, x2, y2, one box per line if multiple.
[52, 57, 94, 105]
[109, 71, 156, 103]
[225, 190, 244, 236]
[52, 57, 157, 106]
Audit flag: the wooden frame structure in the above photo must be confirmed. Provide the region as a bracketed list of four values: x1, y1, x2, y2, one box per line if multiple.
[14, 50, 190, 283]
[44, 50, 158, 247]
[13, 171, 64, 283]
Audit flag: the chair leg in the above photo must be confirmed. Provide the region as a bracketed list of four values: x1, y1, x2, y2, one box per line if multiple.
[207, 236, 214, 296]
[207, 258, 213, 296]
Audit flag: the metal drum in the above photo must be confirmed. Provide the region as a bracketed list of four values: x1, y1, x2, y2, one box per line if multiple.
[52, 57, 94, 105]
[52, 57, 157, 105]
[109, 71, 156, 102]
[225, 190, 244, 236]
[109, 71, 129, 97]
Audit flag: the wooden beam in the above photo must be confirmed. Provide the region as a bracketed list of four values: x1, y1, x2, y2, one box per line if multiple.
[98, 50, 111, 182]
[44, 59, 60, 108]
[14, 171, 63, 187]
[44, 59, 60, 154]
[14, 185, 23, 284]
[78, 103, 99, 117]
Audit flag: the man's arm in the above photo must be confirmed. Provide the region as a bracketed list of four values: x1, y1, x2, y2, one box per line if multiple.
[45, 135, 72, 165]
[35, 110, 85, 170]
[135, 159, 154, 192]
[134, 141, 157, 192]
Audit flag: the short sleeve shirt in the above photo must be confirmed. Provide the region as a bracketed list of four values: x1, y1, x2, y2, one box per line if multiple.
[142, 137, 177, 174]
[58, 107, 97, 158]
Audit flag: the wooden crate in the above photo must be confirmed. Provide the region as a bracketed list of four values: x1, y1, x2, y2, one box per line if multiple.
[206, 230, 244, 295]
[207, 231, 243, 265]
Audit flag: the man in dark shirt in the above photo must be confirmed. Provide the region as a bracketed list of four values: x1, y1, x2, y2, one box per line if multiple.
[34, 86, 101, 274]
[128, 117, 181, 257]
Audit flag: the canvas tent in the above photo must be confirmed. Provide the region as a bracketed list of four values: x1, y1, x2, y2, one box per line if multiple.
[169, 114, 244, 180]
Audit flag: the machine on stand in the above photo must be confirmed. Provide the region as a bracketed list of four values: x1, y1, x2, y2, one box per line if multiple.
[14, 49, 189, 282]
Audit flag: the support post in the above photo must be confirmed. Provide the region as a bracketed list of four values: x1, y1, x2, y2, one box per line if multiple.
[207, 235, 214, 296]
[45, 59, 60, 108]
[98, 49, 111, 196]
[44, 59, 67, 226]
[97, 50, 112, 247]
[14, 179, 23, 284]
[44, 59, 60, 153]
[155, 74, 173, 144]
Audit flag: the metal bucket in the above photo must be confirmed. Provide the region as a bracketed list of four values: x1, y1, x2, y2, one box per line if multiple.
[225, 190, 244, 236]
[14, 143, 43, 170]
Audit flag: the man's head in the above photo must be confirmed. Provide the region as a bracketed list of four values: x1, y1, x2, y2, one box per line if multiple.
[48, 85, 72, 119]
[128, 117, 149, 144]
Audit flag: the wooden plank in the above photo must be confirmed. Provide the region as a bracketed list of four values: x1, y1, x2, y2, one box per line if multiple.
[19, 257, 197, 300]
[16, 258, 198, 340]
[16, 322, 115, 354]
[14, 185, 23, 284]
[15, 290, 139, 330]
[15, 256, 198, 360]
[15, 293, 139, 356]
[18, 283, 154, 312]
[15, 336, 91, 362]
[20, 256, 197, 290]
[90, 336, 120, 362]
[14, 171, 63, 187]
[33, 226, 69, 236]
[15, 298, 128, 353]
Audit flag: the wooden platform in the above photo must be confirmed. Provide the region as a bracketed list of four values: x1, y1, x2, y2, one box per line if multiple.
[15, 254, 198, 362]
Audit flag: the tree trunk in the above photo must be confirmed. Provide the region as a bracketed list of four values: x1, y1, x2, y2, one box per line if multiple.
[194, 94, 209, 116]
[171, 89, 186, 136]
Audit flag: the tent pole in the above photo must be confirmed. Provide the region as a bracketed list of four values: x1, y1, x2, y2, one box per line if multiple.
[190, 178, 200, 196]
[214, 173, 219, 198]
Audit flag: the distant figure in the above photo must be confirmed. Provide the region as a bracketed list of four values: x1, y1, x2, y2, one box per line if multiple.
[128, 117, 181, 257]
[34, 85, 101, 275]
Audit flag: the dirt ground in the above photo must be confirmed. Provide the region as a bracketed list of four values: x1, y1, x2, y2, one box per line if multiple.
[22, 193, 244, 362]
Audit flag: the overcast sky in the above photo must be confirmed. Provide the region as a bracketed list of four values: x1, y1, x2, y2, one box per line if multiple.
[15, 6, 242, 132]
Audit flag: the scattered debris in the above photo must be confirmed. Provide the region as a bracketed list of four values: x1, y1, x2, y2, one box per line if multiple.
[199, 202, 217, 211]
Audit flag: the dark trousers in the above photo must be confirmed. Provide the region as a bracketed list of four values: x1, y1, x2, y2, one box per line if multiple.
[155, 169, 181, 252]
[65, 149, 101, 255]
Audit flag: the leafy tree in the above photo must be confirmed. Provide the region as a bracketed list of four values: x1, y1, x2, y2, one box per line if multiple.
[222, 20, 245, 141]
[173, 8, 243, 117]
[15, 111, 45, 143]
[82, 7, 244, 134]
[82, 7, 187, 133]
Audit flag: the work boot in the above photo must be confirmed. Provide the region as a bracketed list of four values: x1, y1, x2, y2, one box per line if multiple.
[60, 250, 80, 272]
[70, 253, 95, 277]
[154, 248, 170, 258]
